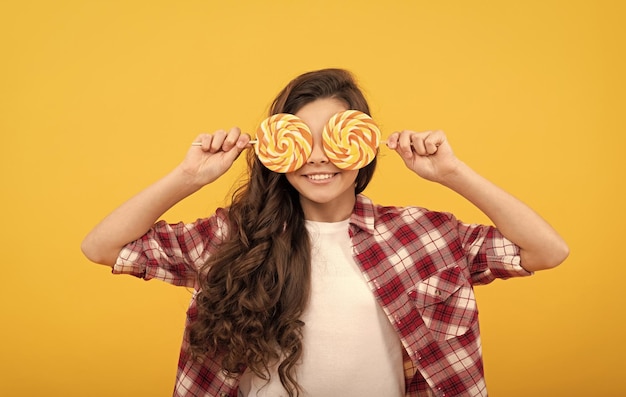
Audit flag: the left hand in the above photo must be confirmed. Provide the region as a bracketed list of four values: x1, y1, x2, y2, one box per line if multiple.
[386, 130, 462, 183]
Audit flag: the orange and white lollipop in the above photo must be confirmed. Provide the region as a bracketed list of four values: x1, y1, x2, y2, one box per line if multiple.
[322, 110, 381, 170]
[255, 113, 313, 173]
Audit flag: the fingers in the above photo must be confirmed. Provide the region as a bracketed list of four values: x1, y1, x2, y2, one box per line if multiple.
[193, 127, 251, 153]
[388, 130, 446, 158]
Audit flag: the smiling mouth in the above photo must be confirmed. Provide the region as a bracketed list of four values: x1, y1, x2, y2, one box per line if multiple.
[307, 173, 336, 181]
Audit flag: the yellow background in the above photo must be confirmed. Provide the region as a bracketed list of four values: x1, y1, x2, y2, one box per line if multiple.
[1, 1, 624, 396]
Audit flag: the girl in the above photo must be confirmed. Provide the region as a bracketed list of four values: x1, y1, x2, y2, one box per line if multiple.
[82, 68, 568, 397]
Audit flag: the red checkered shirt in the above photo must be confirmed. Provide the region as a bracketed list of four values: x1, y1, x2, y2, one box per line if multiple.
[114, 194, 531, 397]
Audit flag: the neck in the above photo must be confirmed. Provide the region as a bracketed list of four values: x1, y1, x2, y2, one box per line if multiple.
[300, 194, 356, 222]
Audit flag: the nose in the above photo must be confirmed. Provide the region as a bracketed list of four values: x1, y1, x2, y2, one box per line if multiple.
[307, 137, 329, 165]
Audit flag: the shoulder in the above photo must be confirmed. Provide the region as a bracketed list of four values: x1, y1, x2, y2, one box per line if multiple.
[359, 195, 454, 224]
[352, 195, 460, 239]
[149, 207, 232, 245]
[195, 207, 230, 232]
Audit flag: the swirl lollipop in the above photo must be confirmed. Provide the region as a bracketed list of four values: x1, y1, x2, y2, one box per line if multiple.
[322, 110, 381, 170]
[255, 113, 313, 173]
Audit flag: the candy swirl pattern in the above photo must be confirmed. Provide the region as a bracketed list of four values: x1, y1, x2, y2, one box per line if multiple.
[322, 110, 381, 170]
[255, 113, 313, 173]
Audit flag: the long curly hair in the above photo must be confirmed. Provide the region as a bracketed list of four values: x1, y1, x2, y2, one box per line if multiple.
[188, 68, 377, 396]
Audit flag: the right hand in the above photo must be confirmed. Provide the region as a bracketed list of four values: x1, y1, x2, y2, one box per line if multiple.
[180, 127, 251, 186]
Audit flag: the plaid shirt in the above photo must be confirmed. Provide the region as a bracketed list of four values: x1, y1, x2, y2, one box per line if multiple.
[114, 194, 531, 397]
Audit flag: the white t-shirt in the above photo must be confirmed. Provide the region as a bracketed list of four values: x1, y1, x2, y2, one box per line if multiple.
[239, 219, 404, 396]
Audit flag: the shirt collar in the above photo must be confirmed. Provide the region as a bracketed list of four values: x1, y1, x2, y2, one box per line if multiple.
[350, 194, 377, 235]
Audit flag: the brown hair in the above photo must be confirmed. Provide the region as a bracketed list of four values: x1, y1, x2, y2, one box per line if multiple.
[188, 68, 377, 396]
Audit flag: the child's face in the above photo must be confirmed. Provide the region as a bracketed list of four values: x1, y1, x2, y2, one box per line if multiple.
[286, 97, 360, 221]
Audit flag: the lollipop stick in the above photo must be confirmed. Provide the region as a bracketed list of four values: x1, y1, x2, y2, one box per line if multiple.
[191, 139, 406, 147]
[191, 140, 258, 146]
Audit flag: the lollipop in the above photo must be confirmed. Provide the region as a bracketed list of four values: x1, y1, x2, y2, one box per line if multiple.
[322, 110, 381, 170]
[255, 113, 313, 173]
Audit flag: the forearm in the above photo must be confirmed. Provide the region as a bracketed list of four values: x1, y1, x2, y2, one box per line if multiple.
[81, 166, 203, 267]
[440, 162, 569, 271]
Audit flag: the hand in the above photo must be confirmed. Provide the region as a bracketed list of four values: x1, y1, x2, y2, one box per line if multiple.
[180, 127, 251, 187]
[386, 129, 462, 183]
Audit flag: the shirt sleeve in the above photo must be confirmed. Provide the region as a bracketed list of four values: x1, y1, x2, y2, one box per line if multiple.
[456, 220, 532, 285]
[112, 208, 230, 288]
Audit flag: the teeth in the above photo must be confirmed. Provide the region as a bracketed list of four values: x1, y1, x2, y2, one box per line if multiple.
[308, 174, 334, 181]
